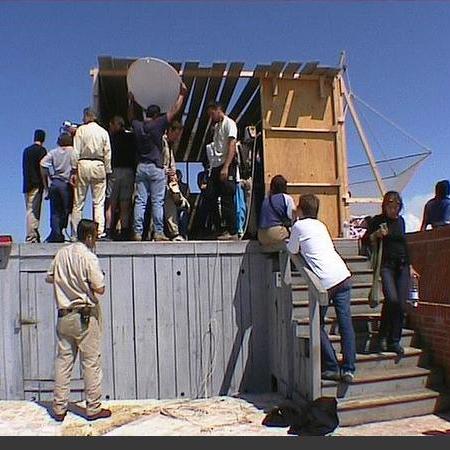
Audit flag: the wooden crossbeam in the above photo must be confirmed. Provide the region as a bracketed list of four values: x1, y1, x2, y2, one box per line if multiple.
[189, 63, 227, 161]
[282, 62, 302, 78]
[300, 61, 319, 74]
[218, 62, 245, 111]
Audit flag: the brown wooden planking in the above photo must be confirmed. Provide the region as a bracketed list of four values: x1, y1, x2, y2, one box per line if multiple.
[169, 62, 182, 73]
[178, 65, 208, 160]
[218, 62, 245, 111]
[228, 78, 259, 121]
[300, 61, 320, 74]
[282, 62, 302, 78]
[189, 63, 227, 161]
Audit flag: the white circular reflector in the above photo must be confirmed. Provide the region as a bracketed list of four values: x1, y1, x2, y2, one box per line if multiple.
[127, 57, 181, 112]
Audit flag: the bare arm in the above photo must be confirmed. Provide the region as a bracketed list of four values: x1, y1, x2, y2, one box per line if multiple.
[166, 82, 188, 123]
[127, 92, 138, 123]
[219, 138, 237, 181]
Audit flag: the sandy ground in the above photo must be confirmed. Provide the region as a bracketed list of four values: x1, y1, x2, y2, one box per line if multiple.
[0, 395, 449, 436]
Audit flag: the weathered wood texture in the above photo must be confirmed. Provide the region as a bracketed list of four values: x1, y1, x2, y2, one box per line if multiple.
[0, 241, 274, 401]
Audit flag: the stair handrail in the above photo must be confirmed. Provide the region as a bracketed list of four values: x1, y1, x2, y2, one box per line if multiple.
[284, 252, 328, 400]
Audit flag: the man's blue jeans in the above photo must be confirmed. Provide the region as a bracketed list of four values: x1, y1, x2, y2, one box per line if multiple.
[133, 163, 166, 236]
[47, 179, 73, 242]
[320, 281, 356, 374]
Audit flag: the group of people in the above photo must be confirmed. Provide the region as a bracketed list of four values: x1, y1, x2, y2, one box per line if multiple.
[22, 82, 242, 244]
[257, 174, 450, 382]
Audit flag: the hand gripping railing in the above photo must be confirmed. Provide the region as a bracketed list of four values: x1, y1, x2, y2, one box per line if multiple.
[282, 252, 328, 400]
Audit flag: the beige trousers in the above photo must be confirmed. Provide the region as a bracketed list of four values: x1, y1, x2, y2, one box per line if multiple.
[164, 190, 179, 238]
[24, 188, 43, 243]
[53, 308, 103, 416]
[72, 160, 107, 236]
[257, 226, 289, 246]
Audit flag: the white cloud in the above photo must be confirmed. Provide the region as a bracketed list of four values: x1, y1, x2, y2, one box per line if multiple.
[403, 193, 433, 232]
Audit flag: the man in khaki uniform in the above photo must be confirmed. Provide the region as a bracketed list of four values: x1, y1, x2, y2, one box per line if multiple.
[162, 121, 190, 241]
[46, 219, 111, 422]
[71, 108, 112, 239]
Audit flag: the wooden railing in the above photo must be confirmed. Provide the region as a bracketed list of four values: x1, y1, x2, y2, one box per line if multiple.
[282, 252, 328, 400]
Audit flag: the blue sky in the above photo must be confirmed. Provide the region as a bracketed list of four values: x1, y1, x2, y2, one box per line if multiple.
[1, 0, 449, 240]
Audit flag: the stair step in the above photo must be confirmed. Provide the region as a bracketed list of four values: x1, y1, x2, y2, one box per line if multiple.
[293, 298, 383, 319]
[338, 347, 426, 372]
[322, 367, 431, 399]
[295, 313, 382, 335]
[337, 389, 450, 427]
[292, 283, 373, 301]
[291, 270, 374, 286]
[329, 329, 416, 354]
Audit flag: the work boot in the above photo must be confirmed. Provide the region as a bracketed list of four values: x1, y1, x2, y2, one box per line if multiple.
[132, 232, 143, 242]
[172, 235, 186, 242]
[341, 371, 355, 384]
[86, 408, 112, 421]
[153, 233, 170, 242]
[49, 409, 66, 422]
[387, 343, 404, 356]
[378, 336, 388, 352]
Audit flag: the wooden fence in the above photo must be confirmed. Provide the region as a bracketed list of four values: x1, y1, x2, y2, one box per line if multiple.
[0, 241, 283, 402]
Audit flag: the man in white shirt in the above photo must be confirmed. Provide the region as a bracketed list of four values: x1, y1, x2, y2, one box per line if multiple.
[70, 108, 112, 239]
[206, 102, 238, 240]
[287, 194, 356, 383]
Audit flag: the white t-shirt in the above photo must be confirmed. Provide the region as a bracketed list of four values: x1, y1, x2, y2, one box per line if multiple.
[208, 115, 238, 168]
[287, 218, 351, 290]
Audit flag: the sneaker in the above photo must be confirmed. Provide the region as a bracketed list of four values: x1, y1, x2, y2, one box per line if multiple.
[153, 233, 170, 242]
[217, 232, 239, 241]
[86, 408, 112, 421]
[132, 233, 143, 242]
[321, 370, 341, 381]
[341, 372, 355, 383]
[172, 235, 186, 242]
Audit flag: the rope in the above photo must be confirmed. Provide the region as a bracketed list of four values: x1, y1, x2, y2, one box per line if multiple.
[352, 93, 431, 152]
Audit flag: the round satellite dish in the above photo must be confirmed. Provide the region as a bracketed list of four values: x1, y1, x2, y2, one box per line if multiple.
[127, 57, 181, 112]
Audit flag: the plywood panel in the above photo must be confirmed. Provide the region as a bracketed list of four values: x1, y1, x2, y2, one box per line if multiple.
[263, 130, 338, 184]
[111, 257, 136, 399]
[133, 256, 158, 399]
[261, 78, 334, 129]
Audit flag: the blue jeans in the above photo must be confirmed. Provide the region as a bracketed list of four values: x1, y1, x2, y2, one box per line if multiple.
[320, 282, 356, 373]
[47, 179, 73, 243]
[380, 264, 410, 344]
[133, 163, 166, 235]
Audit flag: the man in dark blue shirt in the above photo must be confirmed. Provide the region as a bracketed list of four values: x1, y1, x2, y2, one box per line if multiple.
[128, 82, 187, 241]
[22, 129, 47, 242]
[421, 180, 450, 230]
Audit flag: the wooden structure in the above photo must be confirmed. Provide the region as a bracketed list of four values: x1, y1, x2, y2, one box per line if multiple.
[0, 242, 278, 401]
[92, 57, 349, 237]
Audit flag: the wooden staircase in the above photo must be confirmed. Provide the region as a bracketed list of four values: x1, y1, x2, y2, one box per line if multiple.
[291, 238, 450, 427]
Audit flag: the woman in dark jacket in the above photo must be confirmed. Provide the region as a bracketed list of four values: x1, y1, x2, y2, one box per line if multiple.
[366, 191, 420, 355]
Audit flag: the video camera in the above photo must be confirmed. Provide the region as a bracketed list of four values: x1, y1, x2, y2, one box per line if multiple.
[60, 120, 81, 137]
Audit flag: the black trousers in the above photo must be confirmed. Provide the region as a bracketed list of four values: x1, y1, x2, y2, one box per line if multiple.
[208, 162, 237, 235]
[380, 263, 410, 344]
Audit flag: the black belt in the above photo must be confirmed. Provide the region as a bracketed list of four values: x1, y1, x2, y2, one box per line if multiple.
[58, 306, 92, 318]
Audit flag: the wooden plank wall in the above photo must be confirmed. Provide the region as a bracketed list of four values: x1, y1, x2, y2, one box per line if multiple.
[260, 76, 348, 238]
[0, 242, 274, 401]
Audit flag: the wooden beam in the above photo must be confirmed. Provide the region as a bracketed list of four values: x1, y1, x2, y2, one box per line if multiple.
[268, 126, 337, 133]
[300, 61, 319, 74]
[178, 67, 208, 160]
[218, 62, 245, 111]
[189, 63, 227, 161]
[282, 62, 302, 78]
